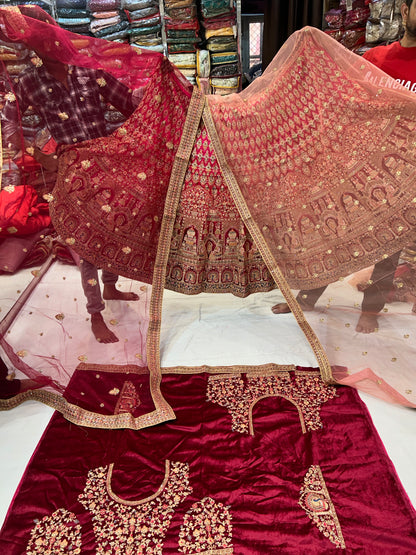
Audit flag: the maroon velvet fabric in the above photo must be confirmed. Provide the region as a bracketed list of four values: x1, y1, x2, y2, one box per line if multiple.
[1, 367, 415, 553]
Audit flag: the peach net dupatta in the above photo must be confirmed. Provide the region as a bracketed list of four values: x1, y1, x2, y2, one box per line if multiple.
[205, 27, 416, 407]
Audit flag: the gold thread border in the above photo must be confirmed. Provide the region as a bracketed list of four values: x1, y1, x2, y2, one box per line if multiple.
[145, 87, 206, 421]
[106, 460, 170, 506]
[202, 103, 333, 384]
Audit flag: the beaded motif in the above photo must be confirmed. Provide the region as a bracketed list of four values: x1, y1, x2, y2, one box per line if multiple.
[207, 373, 337, 434]
[26, 508, 82, 554]
[77, 461, 192, 554]
[299, 465, 346, 549]
[178, 497, 233, 554]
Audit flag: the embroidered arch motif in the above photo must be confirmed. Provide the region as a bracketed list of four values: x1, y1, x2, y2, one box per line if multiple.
[207, 372, 337, 435]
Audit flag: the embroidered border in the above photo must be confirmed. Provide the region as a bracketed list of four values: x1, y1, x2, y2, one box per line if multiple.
[106, 460, 171, 506]
[203, 104, 333, 385]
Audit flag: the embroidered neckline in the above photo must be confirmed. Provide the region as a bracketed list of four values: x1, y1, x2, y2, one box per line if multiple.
[106, 459, 170, 506]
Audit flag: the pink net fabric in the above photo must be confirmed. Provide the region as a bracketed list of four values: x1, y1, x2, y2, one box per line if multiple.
[1, 10, 416, 425]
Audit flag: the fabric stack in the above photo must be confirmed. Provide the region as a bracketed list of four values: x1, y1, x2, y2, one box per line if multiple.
[88, 0, 129, 41]
[324, 0, 370, 52]
[56, 0, 92, 35]
[200, 0, 240, 95]
[365, 0, 402, 45]
[163, 0, 201, 84]
[126, 0, 164, 53]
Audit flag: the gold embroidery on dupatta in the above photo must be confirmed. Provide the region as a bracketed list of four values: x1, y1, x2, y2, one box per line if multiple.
[202, 105, 333, 385]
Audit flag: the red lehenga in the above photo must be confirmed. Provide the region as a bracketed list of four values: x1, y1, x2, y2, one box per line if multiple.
[1, 5, 416, 422]
[1, 7, 416, 552]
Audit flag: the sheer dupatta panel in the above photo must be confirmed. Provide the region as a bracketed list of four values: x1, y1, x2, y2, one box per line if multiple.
[206, 27, 416, 407]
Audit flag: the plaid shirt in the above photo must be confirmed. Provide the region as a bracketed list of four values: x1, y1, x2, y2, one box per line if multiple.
[3, 64, 135, 146]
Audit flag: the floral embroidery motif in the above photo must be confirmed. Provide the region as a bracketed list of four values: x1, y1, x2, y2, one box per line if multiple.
[299, 466, 345, 549]
[78, 461, 192, 554]
[26, 508, 82, 554]
[207, 373, 336, 435]
[178, 497, 233, 554]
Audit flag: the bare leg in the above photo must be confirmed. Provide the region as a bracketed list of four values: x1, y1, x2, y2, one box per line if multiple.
[355, 312, 379, 334]
[272, 286, 327, 314]
[102, 284, 139, 302]
[91, 312, 119, 343]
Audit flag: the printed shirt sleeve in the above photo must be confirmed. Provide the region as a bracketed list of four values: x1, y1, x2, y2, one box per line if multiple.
[97, 70, 136, 118]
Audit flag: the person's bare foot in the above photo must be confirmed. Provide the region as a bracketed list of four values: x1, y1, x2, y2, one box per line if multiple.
[272, 303, 291, 314]
[91, 312, 119, 343]
[103, 284, 139, 302]
[355, 312, 379, 334]
[271, 302, 315, 314]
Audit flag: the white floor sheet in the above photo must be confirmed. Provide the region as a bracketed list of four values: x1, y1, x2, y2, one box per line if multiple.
[0, 262, 415, 528]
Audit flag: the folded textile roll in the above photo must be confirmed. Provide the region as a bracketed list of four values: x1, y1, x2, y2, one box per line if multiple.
[57, 8, 89, 17]
[210, 75, 239, 88]
[168, 52, 196, 68]
[164, 0, 195, 8]
[196, 49, 210, 78]
[205, 26, 234, 39]
[167, 29, 198, 38]
[168, 43, 197, 53]
[127, 6, 159, 19]
[123, 0, 157, 10]
[165, 5, 197, 20]
[210, 52, 238, 65]
[129, 24, 162, 37]
[95, 29, 129, 40]
[210, 62, 239, 76]
[164, 18, 199, 30]
[57, 17, 92, 26]
[129, 14, 161, 26]
[90, 15, 121, 33]
[201, 12, 236, 29]
[130, 35, 161, 44]
[130, 41, 164, 51]
[206, 37, 237, 52]
[57, 0, 87, 8]
[91, 10, 119, 17]
[87, 0, 121, 11]
[62, 23, 92, 34]
[94, 20, 129, 36]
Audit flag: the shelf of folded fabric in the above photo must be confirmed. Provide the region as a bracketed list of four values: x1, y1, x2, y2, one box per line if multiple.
[322, 0, 402, 56]
[126, 0, 164, 53]
[198, 0, 242, 94]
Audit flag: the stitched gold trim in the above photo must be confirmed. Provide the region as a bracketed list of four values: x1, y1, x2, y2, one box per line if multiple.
[163, 363, 296, 375]
[248, 394, 305, 435]
[0, 388, 172, 430]
[203, 104, 333, 385]
[145, 88, 206, 423]
[77, 363, 149, 374]
[106, 460, 170, 506]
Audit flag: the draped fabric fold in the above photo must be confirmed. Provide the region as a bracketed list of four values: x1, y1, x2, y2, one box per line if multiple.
[1, 6, 416, 425]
